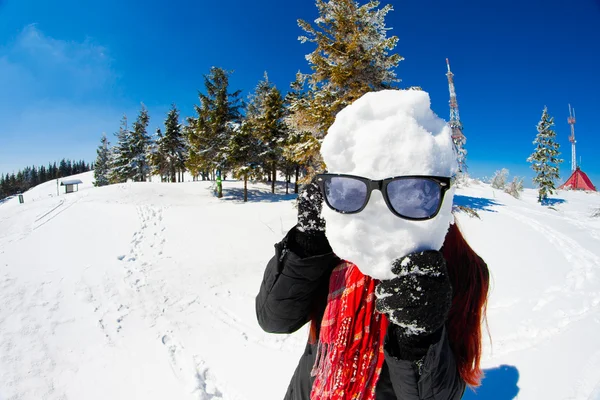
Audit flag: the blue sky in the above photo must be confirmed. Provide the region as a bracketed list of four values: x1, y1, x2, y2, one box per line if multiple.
[1, 0, 599, 187]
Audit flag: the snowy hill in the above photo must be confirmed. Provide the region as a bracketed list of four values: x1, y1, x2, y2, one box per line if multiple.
[1, 173, 599, 399]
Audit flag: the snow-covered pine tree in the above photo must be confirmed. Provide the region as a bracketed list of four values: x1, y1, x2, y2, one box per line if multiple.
[289, 0, 402, 178]
[281, 142, 299, 195]
[246, 74, 288, 194]
[163, 105, 187, 182]
[109, 115, 133, 183]
[94, 133, 111, 187]
[184, 113, 206, 181]
[491, 168, 509, 189]
[187, 67, 242, 197]
[228, 121, 260, 202]
[283, 73, 314, 193]
[505, 176, 524, 199]
[130, 105, 152, 182]
[148, 128, 168, 182]
[527, 107, 563, 203]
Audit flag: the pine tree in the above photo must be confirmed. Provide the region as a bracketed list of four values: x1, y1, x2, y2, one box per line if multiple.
[187, 67, 242, 197]
[185, 108, 209, 181]
[527, 107, 563, 203]
[59, 159, 68, 178]
[0, 175, 6, 199]
[109, 115, 133, 183]
[163, 105, 187, 182]
[184, 119, 203, 180]
[130, 105, 152, 182]
[491, 168, 509, 189]
[283, 74, 313, 193]
[94, 134, 111, 187]
[39, 165, 47, 183]
[9, 173, 17, 194]
[30, 166, 39, 186]
[228, 121, 260, 202]
[282, 133, 303, 194]
[505, 176, 524, 199]
[150, 128, 170, 181]
[106, 107, 150, 184]
[246, 74, 288, 194]
[289, 0, 402, 178]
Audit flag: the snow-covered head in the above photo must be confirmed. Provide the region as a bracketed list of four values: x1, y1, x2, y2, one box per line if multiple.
[320, 89, 457, 280]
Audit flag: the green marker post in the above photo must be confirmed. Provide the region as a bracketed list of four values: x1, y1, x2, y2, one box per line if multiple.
[216, 171, 223, 198]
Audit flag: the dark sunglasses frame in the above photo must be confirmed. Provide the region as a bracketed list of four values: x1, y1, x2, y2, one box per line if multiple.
[315, 173, 453, 221]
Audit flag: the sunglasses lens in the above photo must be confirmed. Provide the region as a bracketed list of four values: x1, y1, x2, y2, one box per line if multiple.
[386, 178, 442, 219]
[324, 177, 368, 213]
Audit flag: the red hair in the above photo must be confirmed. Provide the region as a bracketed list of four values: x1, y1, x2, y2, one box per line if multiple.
[441, 222, 490, 387]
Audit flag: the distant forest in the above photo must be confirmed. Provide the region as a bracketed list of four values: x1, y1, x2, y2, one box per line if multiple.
[0, 159, 92, 199]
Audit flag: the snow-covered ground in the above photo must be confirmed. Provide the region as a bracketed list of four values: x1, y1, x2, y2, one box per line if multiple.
[1, 172, 599, 399]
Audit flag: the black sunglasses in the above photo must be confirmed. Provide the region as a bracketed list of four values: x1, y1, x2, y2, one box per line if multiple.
[316, 173, 453, 221]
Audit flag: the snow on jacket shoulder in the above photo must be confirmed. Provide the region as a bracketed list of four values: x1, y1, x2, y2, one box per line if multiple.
[255, 228, 466, 400]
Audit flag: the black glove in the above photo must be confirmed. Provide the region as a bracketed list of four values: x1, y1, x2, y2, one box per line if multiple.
[289, 181, 331, 258]
[375, 251, 452, 359]
[297, 181, 326, 234]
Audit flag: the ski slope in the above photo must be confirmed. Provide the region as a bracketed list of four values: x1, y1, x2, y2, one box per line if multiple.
[1, 172, 599, 399]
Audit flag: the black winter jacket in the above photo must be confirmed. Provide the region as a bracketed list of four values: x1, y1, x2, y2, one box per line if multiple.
[256, 228, 466, 400]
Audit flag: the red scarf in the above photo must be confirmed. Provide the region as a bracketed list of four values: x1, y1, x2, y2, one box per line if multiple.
[310, 261, 389, 400]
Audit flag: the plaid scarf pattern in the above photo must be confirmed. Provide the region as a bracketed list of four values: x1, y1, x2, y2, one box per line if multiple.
[310, 261, 389, 400]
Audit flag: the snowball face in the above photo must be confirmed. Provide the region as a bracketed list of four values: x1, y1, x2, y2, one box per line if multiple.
[320, 90, 457, 280]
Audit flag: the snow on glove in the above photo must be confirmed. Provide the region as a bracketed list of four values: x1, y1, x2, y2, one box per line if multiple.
[375, 250, 452, 337]
[289, 181, 331, 258]
[297, 181, 326, 234]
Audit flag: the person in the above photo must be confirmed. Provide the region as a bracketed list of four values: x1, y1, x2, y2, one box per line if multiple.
[256, 183, 489, 400]
[256, 90, 489, 400]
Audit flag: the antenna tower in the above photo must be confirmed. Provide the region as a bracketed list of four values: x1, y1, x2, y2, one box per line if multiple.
[446, 58, 467, 173]
[568, 104, 576, 172]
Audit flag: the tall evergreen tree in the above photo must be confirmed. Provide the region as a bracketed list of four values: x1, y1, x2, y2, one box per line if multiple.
[58, 159, 68, 178]
[130, 105, 152, 182]
[187, 67, 242, 197]
[282, 134, 302, 194]
[109, 115, 133, 183]
[31, 166, 39, 186]
[39, 165, 47, 183]
[0, 175, 6, 199]
[283, 74, 311, 193]
[246, 74, 288, 193]
[185, 113, 208, 181]
[94, 134, 111, 187]
[289, 0, 402, 178]
[9, 174, 16, 194]
[228, 121, 261, 202]
[163, 105, 187, 182]
[150, 128, 170, 181]
[527, 107, 563, 203]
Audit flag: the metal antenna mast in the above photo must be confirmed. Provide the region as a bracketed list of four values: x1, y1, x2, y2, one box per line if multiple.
[446, 58, 467, 173]
[568, 104, 576, 172]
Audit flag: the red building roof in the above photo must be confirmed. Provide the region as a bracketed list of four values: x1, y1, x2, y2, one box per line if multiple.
[559, 167, 596, 191]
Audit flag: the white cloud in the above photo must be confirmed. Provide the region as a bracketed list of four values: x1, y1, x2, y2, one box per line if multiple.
[0, 25, 123, 173]
[0, 24, 116, 103]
